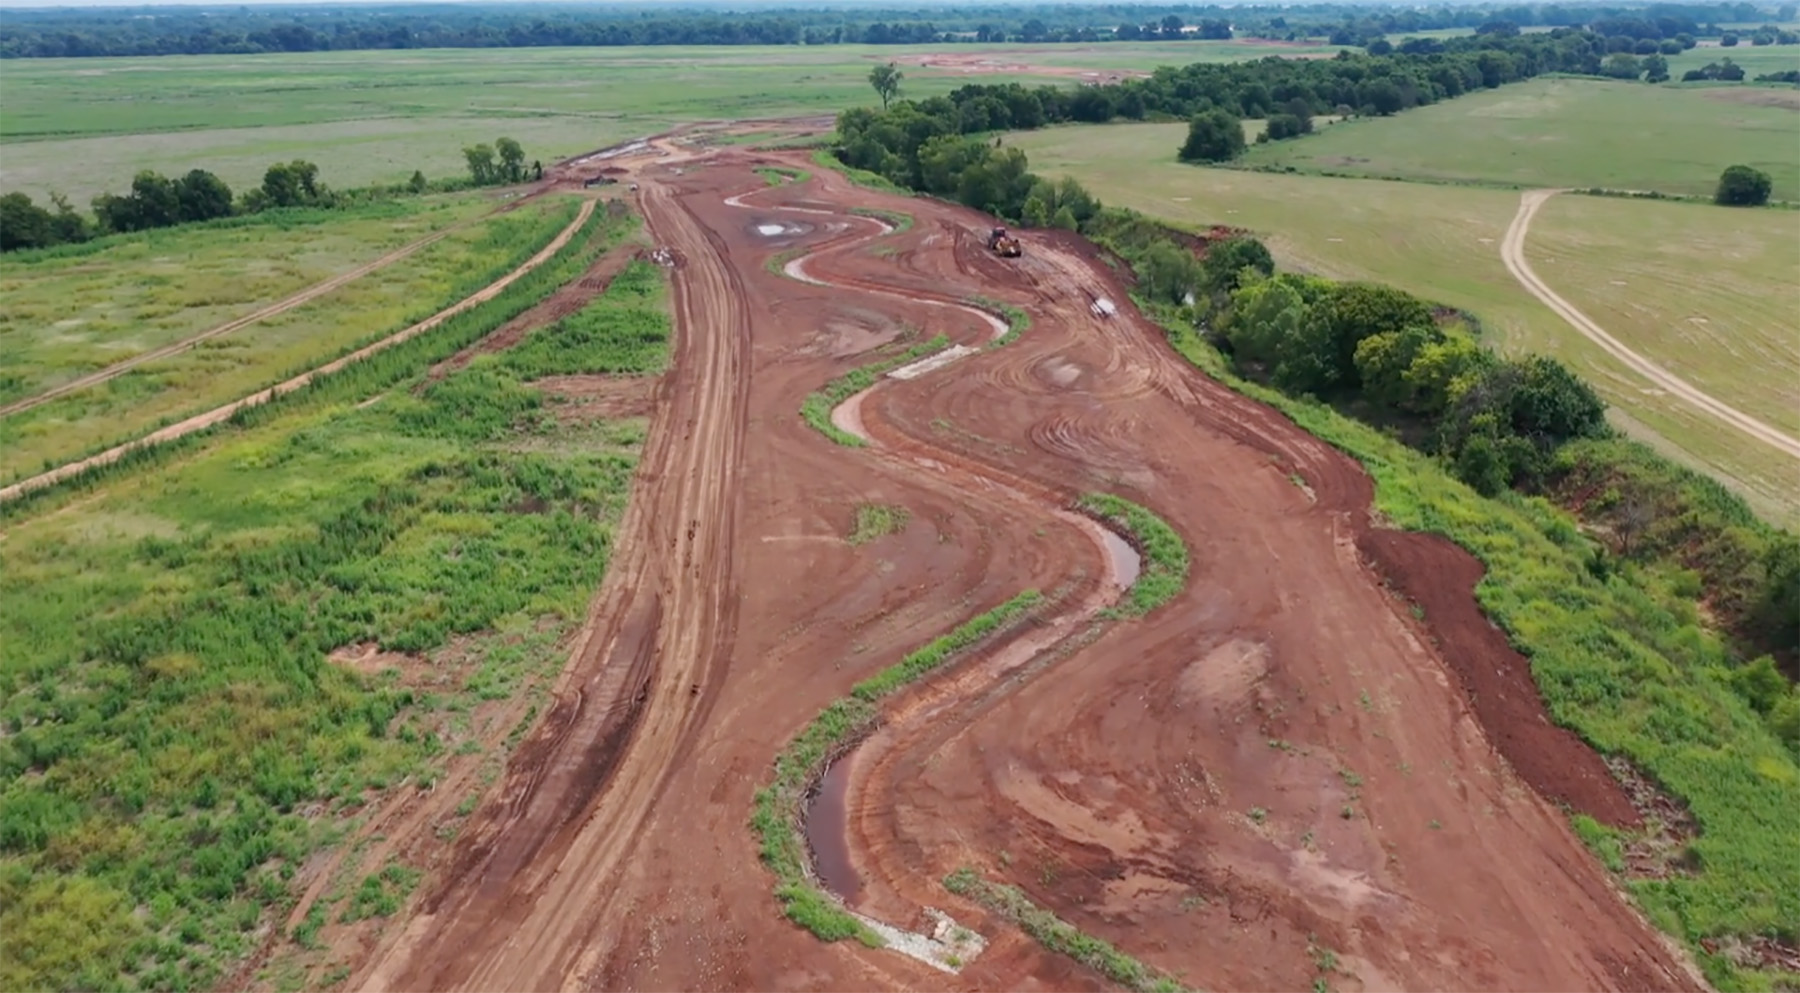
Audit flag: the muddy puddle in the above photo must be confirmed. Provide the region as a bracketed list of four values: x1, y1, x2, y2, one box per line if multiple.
[806, 759, 862, 902]
[1100, 527, 1142, 589]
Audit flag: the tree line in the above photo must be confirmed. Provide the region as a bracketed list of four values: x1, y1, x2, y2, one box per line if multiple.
[0, 137, 535, 254]
[2, 1, 1793, 58]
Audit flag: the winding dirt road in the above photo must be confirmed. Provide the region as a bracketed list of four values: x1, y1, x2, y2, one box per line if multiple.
[342, 145, 1699, 993]
[0, 198, 597, 505]
[1502, 188, 1800, 461]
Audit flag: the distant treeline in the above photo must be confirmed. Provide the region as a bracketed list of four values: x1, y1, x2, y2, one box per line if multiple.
[1, 1, 1795, 58]
[0, 137, 534, 254]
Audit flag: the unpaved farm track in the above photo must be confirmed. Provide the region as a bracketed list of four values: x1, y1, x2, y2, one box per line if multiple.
[0, 199, 596, 505]
[0, 196, 534, 419]
[348, 148, 1698, 993]
[1503, 188, 1800, 461]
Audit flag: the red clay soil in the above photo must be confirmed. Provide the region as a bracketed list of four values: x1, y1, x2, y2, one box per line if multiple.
[1358, 529, 1642, 828]
[344, 143, 1700, 993]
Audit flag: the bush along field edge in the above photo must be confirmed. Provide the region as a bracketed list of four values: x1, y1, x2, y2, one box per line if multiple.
[822, 89, 1799, 989]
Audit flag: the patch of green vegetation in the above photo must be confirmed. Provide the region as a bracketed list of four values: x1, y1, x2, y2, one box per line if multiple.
[969, 296, 1031, 349]
[849, 206, 913, 233]
[755, 166, 809, 186]
[1146, 303, 1800, 988]
[1077, 492, 1190, 615]
[1571, 813, 1629, 874]
[800, 334, 950, 447]
[943, 866, 1189, 992]
[0, 196, 584, 484]
[504, 257, 668, 378]
[0, 206, 654, 992]
[339, 863, 420, 924]
[847, 503, 910, 545]
[751, 591, 1042, 945]
[811, 148, 911, 195]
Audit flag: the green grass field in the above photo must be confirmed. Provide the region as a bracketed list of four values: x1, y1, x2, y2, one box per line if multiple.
[0, 213, 660, 992]
[0, 41, 1312, 201]
[1525, 194, 1800, 438]
[1009, 121, 1800, 525]
[0, 193, 496, 407]
[0, 195, 579, 484]
[1667, 41, 1800, 77]
[1236, 76, 1800, 199]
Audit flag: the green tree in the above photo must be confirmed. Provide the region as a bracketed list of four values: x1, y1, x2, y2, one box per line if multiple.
[1715, 165, 1773, 207]
[174, 169, 234, 223]
[1360, 78, 1404, 115]
[1641, 53, 1670, 82]
[495, 137, 526, 183]
[1509, 355, 1607, 443]
[869, 63, 903, 110]
[408, 170, 429, 194]
[1138, 239, 1202, 305]
[1178, 109, 1245, 163]
[1200, 236, 1274, 294]
[463, 143, 498, 185]
[1403, 328, 1490, 415]
[1353, 324, 1440, 409]
[260, 160, 323, 208]
[0, 192, 52, 251]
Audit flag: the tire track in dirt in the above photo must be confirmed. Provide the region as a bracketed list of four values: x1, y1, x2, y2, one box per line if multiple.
[1503, 188, 1800, 460]
[353, 170, 750, 993]
[0, 197, 538, 419]
[0, 198, 597, 506]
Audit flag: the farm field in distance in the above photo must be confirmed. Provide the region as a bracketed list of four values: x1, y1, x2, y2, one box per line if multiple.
[1237, 76, 1800, 199]
[0, 40, 1300, 201]
[1009, 113, 1800, 525]
[0, 195, 577, 483]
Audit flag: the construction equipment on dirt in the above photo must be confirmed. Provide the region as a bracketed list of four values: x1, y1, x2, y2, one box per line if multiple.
[985, 225, 1022, 258]
[582, 175, 617, 189]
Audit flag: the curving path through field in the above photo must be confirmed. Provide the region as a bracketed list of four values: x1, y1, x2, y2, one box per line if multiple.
[1502, 188, 1800, 461]
[0, 198, 597, 505]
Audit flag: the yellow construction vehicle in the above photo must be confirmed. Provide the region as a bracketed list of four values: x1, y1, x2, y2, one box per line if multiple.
[986, 225, 1021, 258]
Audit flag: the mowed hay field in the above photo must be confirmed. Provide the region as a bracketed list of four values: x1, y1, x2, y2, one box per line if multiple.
[1009, 121, 1800, 524]
[0, 195, 580, 483]
[1237, 77, 1800, 199]
[0, 41, 1284, 201]
[1526, 194, 1800, 439]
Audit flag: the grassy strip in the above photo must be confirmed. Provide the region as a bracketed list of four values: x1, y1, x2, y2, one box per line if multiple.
[847, 504, 909, 546]
[811, 149, 911, 196]
[800, 334, 950, 447]
[765, 246, 805, 277]
[2, 201, 628, 520]
[750, 591, 1044, 945]
[1144, 302, 1800, 990]
[850, 206, 913, 233]
[1077, 493, 1189, 616]
[944, 867, 1187, 993]
[970, 296, 1031, 350]
[755, 166, 809, 186]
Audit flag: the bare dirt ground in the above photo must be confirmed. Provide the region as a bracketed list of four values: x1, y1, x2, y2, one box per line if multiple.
[882, 51, 1151, 82]
[341, 140, 1700, 993]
